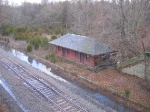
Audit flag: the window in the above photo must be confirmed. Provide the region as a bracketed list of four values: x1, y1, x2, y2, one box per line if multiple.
[86, 55, 90, 61]
[58, 46, 61, 51]
[67, 49, 70, 54]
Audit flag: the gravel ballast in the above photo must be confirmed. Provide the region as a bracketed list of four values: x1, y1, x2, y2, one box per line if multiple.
[0, 48, 115, 112]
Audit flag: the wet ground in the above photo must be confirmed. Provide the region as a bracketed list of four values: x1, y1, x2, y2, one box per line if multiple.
[0, 42, 138, 112]
[0, 79, 27, 112]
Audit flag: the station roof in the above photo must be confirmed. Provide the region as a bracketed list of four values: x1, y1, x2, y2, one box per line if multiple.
[49, 33, 113, 56]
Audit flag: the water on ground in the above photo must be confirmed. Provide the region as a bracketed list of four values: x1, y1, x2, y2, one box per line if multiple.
[0, 42, 137, 112]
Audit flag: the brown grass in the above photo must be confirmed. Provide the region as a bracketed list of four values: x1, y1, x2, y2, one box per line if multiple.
[56, 61, 150, 109]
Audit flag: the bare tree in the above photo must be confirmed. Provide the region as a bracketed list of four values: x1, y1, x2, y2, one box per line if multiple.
[61, 1, 69, 29]
[41, 0, 49, 5]
[0, 0, 3, 25]
[0, 0, 149, 71]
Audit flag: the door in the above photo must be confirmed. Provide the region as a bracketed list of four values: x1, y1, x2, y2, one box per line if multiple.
[62, 48, 65, 56]
[80, 53, 84, 63]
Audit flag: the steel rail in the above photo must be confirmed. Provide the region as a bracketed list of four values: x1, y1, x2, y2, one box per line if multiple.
[0, 55, 88, 112]
[1, 60, 65, 112]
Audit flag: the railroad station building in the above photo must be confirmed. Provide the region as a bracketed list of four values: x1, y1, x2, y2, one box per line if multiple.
[49, 33, 114, 67]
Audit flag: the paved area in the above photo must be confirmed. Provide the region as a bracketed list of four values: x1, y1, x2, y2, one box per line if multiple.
[122, 63, 150, 80]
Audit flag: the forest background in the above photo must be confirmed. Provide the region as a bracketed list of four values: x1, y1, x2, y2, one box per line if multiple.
[0, 0, 150, 61]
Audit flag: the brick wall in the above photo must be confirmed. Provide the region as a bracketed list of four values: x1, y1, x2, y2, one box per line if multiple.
[55, 46, 95, 67]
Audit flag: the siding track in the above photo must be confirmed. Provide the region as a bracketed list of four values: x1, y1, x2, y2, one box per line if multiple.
[0, 55, 88, 112]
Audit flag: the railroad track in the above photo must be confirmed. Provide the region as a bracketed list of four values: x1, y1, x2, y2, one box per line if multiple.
[0, 56, 88, 112]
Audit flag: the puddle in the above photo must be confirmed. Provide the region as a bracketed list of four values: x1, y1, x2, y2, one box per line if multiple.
[0, 42, 137, 112]
[93, 93, 137, 112]
[9, 49, 68, 83]
[0, 78, 29, 112]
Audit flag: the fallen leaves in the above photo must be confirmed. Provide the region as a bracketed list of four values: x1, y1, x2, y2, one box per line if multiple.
[56, 61, 150, 107]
